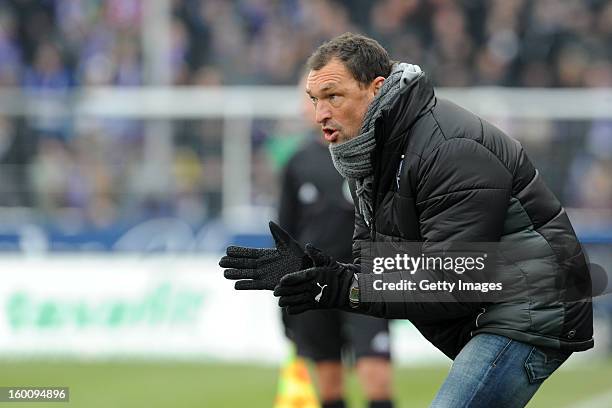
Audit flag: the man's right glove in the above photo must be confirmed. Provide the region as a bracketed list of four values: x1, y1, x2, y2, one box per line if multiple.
[273, 244, 356, 314]
[220, 221, 312, 290]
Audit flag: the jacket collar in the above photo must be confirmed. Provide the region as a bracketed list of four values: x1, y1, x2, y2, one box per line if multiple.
[377, 72, 436, 150]
[368, 73, 436, 216]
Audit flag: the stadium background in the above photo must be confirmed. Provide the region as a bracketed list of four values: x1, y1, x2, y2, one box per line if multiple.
[0, 0, 610, 407]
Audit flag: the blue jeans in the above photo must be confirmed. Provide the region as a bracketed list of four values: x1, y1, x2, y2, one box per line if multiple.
[430, 333, 572, 408]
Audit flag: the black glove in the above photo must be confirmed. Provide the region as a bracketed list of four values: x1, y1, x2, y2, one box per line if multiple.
[273, 244, 355, 314]
[220, 221, 312, 290]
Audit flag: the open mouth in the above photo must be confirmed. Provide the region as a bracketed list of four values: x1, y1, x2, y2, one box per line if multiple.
[322, 128, 339, 142]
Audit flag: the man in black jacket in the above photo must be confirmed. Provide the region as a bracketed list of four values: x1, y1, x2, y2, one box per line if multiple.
[278, 76, 394, 408]
[221, 33, 594, 407]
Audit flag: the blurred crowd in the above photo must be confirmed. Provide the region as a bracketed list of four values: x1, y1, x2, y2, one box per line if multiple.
[0, 0, 610, 231]
[2, 0, 610, 87]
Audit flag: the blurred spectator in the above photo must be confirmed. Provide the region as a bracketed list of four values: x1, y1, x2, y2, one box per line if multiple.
[566, 121, 612, 209]
[23, 42, 71, 90]
[0, 6, 21, 86]
[0, 115, 26, 206]
[172, 146, 206, 223]
[28, 137, 72, 215]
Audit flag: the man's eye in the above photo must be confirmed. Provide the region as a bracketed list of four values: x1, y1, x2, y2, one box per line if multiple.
[310, 97, 317, 105]
[328, 94, 342, 105]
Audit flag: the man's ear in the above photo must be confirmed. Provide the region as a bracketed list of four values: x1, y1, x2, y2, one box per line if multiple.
[371, 76, 386, 96]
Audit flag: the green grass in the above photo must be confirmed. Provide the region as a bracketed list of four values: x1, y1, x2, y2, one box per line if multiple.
[0, 360, 610, 407]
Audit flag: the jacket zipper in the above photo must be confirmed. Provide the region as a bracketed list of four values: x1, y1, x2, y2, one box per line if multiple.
[396, 154, 405, 191]
[369, 219, 376, 240]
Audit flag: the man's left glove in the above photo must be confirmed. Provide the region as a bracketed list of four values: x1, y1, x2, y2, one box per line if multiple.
[220, 221, 312, 290]
[273, 244, 356, 314]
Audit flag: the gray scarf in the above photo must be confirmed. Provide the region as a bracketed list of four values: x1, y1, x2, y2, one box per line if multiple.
[330, 63, 422, 227]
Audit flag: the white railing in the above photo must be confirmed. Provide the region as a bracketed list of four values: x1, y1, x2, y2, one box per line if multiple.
[1, 87, 611, 119]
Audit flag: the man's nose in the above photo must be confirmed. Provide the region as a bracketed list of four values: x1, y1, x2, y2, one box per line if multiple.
[315, 102, 331, 124]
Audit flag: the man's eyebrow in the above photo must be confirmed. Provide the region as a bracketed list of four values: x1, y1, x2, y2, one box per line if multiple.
[320, 83, 337, 92]
[306, 83, 338, 97]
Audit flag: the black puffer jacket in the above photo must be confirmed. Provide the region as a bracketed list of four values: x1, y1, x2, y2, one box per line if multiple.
[350, 73, 594, 359]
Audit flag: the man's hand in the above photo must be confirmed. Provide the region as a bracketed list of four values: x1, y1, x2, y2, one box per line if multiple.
[273, 244, 355, 314]
[219, 222, 312, 290]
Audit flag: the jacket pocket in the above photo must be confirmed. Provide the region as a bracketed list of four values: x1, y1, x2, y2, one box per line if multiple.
[524, 346, 571, 384]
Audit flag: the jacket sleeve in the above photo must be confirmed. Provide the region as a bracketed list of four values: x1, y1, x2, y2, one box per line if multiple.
[354, 138, 513, 321]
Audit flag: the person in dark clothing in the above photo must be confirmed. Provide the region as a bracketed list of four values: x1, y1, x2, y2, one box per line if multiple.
[279, 139, 355, 262]
[221, 33, 594, 408]
[278, 78, 394, 408]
